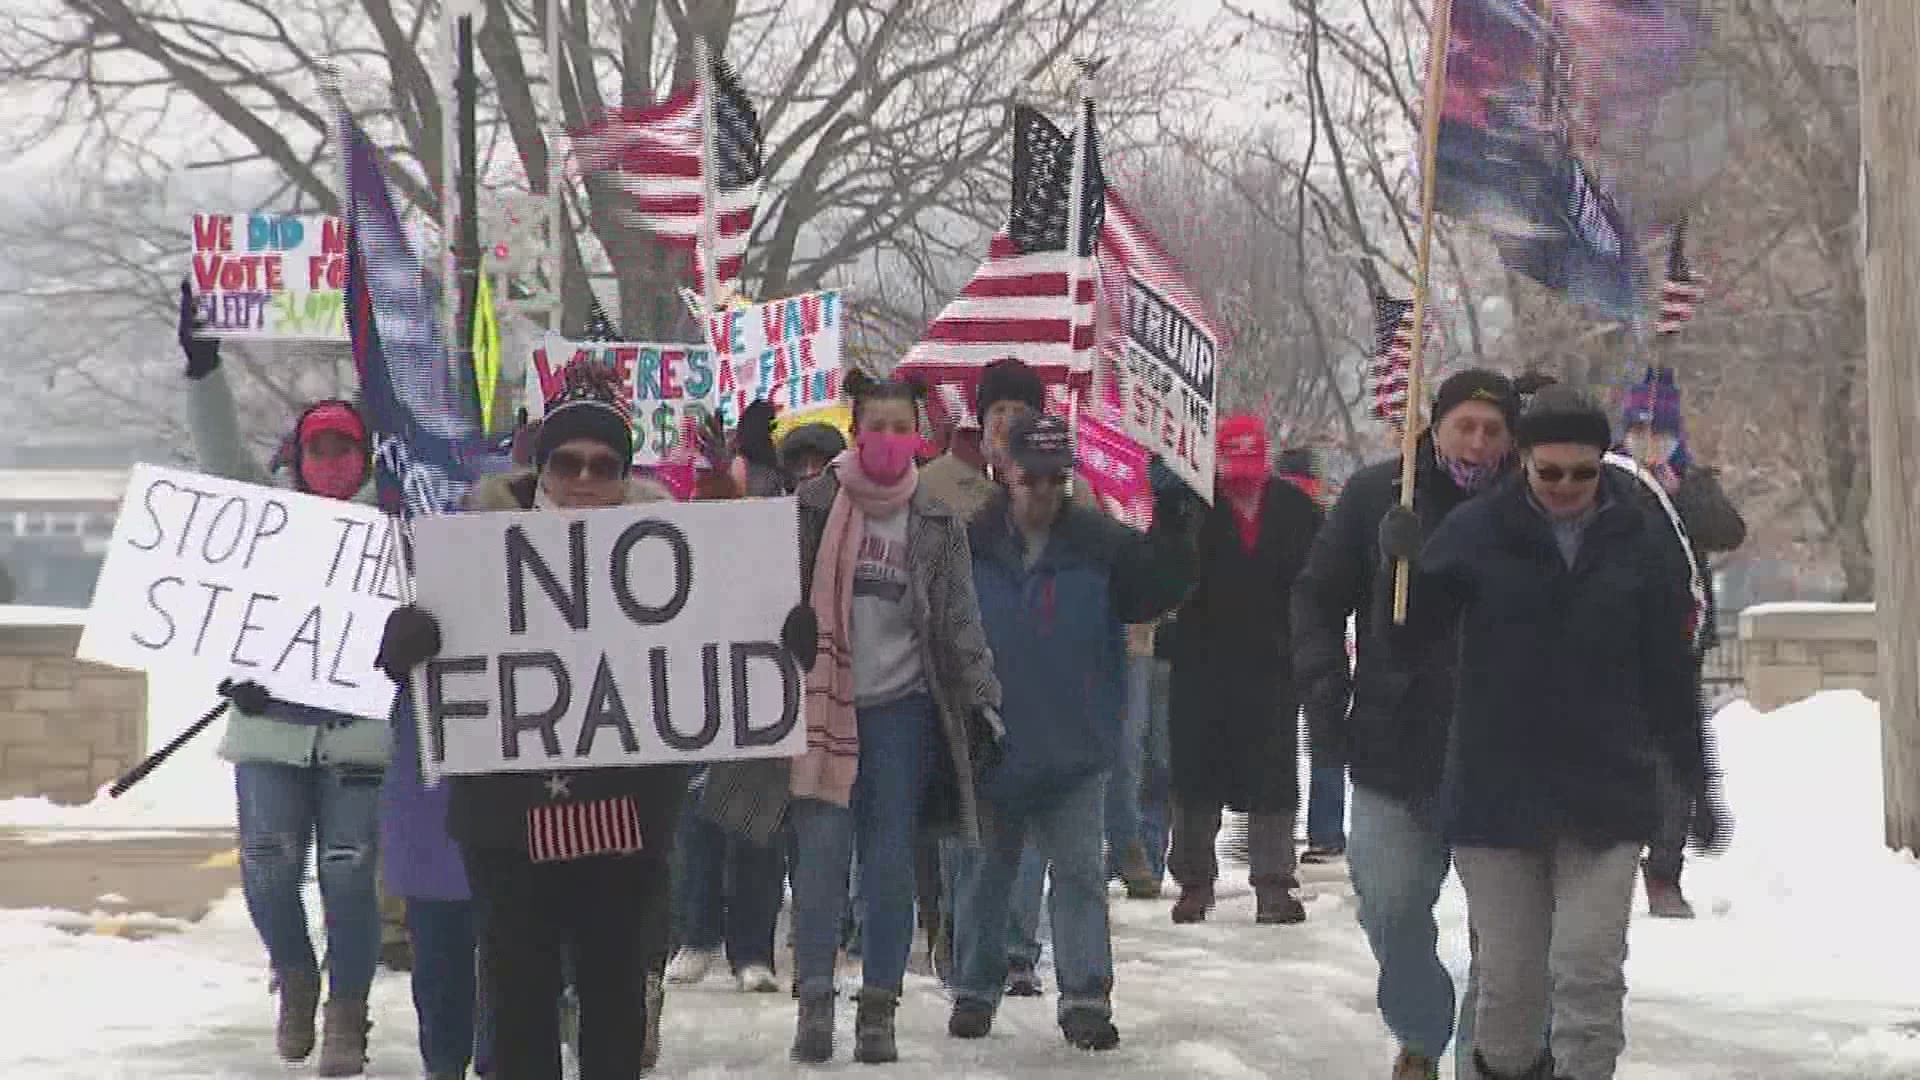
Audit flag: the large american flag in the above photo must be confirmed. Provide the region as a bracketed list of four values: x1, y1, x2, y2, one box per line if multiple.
[1654, 219, 1704, 336]
[1368, 293, 1442, 427]
[899, 100, 1104, 429]
[572, 54, 763, 304]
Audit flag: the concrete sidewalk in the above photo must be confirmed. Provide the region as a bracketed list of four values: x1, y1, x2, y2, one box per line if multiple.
[0, 828, 238, 925]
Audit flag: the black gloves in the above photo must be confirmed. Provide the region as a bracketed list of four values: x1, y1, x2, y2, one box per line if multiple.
[781, 604, 819, 673]
[964, 705, 1005, 781]
[177, 280, 222, 381]
[1378, 505, 1424, 563]
[376, 605, 444, 682]
[217, 678, 273, 715]
[1686, 777, 1733, 856]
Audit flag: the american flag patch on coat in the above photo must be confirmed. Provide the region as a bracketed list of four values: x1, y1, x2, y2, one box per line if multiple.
[526, 796, 644, 863]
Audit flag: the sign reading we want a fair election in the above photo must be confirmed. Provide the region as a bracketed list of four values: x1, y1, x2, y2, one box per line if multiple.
[408, 498, 804, 775]
[78, 466, 405, 719]
[188, 212, 347, 339]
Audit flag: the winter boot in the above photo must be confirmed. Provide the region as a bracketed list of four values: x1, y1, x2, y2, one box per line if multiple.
[1059, 1006, 1120, 1051]
[1006, 958, 1044, 997]
[1300, 843, 1345, 865]
[947, 998, 995, 1039]
[791, 991, 836, 1064]
[315, 999, 370, 1077]
[271, 967, 322, 1062]
[853, 988, 900, 1064]
[1473, 1049, 1553, 1079]
[1392, 1049, 1441, 1080]
[1255, 877, 1307, 925]
[1645, 877, 1697, 919]
[1115, 842, 1161, 899]
[1170, 882, 1215, 924]
[642, 971, 664, 1072]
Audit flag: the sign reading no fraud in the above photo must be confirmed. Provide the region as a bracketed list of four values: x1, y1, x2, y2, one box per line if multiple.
[408, 498, 804, 774]
[78, 465, 404, 718]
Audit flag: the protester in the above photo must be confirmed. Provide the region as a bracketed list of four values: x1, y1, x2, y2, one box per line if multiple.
[731, 399, 788, 496]
[1383, 386, 1724, 1080]
[1291, 369, 1520, 1080]
[948, 413, 1195, 1052]
[770, 371, 1004, 1065]
[1165, 415, 1321, 927]
[1277, 446, 1347, 863]
[373, 362, 706, 1080]
[778, 421, 848, 489]
[1617, 366, 1746, 920]
[178, 284, 386, 1077]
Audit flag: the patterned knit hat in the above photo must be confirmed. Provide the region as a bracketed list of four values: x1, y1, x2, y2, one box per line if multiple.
[535, 360, 633, 466]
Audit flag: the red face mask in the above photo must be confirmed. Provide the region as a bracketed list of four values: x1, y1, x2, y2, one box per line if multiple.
[301, 453, 368, 500]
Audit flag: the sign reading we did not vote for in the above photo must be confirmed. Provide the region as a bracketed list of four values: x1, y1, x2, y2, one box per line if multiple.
[407, 498, 805, 775]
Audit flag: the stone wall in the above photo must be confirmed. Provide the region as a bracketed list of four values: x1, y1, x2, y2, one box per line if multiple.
[0, 619, 147, 803]
[1739, 603, 1879, 711]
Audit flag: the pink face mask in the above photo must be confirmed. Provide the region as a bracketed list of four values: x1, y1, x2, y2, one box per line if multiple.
[302, 454, 367, 500]
[855, 431, 919, 484]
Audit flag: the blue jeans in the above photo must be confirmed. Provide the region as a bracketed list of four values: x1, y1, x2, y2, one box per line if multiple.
[1347, 784, 1478, 1073]
[939, 839, 1045, 978]
[672, 800, 785, 970]
[235, 761, 382, 998]
[790, 693, 935, 997]
[954, 774, 1114, 1019]
[1138, 658, 1173, 878]
[1307, 765, 1349, 848]
[406, 899, 493, 1076]
[1104, 655, 1152, 873]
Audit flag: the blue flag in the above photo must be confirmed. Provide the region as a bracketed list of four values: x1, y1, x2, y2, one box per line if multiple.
[339, 103, 507, 518]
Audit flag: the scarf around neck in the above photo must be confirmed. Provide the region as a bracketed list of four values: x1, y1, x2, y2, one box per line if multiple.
[789, 451, 917, 808]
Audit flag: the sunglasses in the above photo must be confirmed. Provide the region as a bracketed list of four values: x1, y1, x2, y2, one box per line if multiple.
[1017, 471, 1069, 489]
[546, 448, 627, 483]
[1531, 463, 1601, 484]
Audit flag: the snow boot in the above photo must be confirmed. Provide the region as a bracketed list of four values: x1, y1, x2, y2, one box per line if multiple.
[1115, 842, 1161, 899]
[642, 971, 664, 1072]
[1006, 958, 1044, 997]
[737, 964, 780, 993]
[1255, 877, 1307, 925]
[1170, 882, 1214, 924]
[315, 999, 370, 1077]
[1059, 1006, 1120, 1051]
[791, 991, 836, 1064]
[947, 998, 995, 1039]
[1645, 878, 1696, 919]
[853, 988, 900, 1064]
[1473, 1049, 1553, 1079]
[1392, 1049, 1441, 1080]
[272, 967, 322, 1062]
[1300, 843, 1345, 865]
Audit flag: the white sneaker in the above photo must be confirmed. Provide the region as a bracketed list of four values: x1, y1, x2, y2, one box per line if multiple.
[735, 964, 779, 993]
[665, 947, 719, 985]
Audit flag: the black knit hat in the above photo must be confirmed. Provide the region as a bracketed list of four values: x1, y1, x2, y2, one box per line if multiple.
[1432, 368, 1519, 429]
[779, 422, 847, 468]
[536, 362, 634, 467]
[1516, 386, 1613, 451]
[975, 358, 1046, 420]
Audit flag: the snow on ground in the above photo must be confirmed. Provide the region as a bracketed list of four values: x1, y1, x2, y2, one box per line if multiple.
[1, 692, 1917, 1077]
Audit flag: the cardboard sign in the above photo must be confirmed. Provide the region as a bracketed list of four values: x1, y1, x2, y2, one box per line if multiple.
[1118, 276, 1218, 503]
[408, 498, 805, 774]
[525, 337, 723, 467]
[1076, 413, 1153, 529]
[78, 466, 405, 718]
[188, 213, 347, 339]
[706, 292, 845, 417]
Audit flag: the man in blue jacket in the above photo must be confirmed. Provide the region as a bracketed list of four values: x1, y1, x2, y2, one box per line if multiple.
[947, 414, 1194, 1052]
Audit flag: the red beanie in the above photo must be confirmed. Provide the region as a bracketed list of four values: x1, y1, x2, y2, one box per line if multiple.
[298, 400, 368, 447]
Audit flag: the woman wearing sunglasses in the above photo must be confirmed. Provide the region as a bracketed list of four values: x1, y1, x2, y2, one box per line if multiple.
[1378, 386, 1717, 1080]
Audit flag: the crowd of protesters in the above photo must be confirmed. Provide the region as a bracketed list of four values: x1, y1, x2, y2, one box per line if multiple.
[172, 286, 1737, 1080]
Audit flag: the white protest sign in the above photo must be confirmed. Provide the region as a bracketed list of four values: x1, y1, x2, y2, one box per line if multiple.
[1118, 276, 1219, 503]
[706, 291, 846, 417]
[78, 465, 405, 718]
[188, 212, 347, 339]
[524, 336, 723, 466]
[408, 497, 804, 774]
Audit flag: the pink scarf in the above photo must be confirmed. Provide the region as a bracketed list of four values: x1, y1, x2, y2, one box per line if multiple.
[788, 450, 917, 807]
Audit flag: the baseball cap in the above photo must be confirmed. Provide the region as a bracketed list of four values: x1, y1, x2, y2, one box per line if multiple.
[1006, 413, 1073, 477]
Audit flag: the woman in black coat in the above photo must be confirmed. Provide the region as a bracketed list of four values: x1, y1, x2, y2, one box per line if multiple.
[1166, 414, 1321, 927]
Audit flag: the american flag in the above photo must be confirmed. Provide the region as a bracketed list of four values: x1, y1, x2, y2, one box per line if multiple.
[1654, 219, 1704, 336]
[1368, 293, 1441, 427]
[899, 100, 1104, 428]
[572, 52, 763, 304]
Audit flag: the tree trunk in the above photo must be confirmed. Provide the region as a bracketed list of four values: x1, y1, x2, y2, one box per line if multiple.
[1857, 0, 1920, 854]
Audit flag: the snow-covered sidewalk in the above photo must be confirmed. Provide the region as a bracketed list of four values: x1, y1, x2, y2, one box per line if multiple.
[2, 692, 1917, 1078]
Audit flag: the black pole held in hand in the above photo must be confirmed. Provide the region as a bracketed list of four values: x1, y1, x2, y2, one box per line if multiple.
[108, 698, 231, 799]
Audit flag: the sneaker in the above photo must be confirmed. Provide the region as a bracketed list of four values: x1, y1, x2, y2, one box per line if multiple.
[1005, 959, 1043, 997]
[1646, 879, 1697, 919]
[947, 999, 995, 1039]
[1059, 1006, 1120, 1051]
[1170, 883, 1214, 924]
[1255, 880, 1307, 925]
[1393, 1048, 1441, 1080]
[665, 947, 720, 985]
[736, 964, 780, 993]
[1300, 843, 1345, 864]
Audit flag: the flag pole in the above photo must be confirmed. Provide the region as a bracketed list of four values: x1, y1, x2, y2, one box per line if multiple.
[1064, 64, 1093, 438]
[455, 12, 482, 422]
[1391, 0, 1455, 626]
[546, 0, 564, 336]
[696, 36, 721, 319]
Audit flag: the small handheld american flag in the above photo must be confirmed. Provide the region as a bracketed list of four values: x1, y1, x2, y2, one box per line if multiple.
[1369, 292, 1441, 428]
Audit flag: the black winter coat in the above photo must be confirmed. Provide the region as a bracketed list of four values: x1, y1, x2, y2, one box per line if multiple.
[1623, 462, 1745, 652]
[1168, 477, 1321, 813]
[1291, 436, 1488, 802]
[1408, 470, 1707, 850]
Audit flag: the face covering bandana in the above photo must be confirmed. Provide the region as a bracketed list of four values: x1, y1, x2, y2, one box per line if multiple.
[1437, 450, 1501, 494]
[302, 455, 367, 500]
[855, 431, 919, 484]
